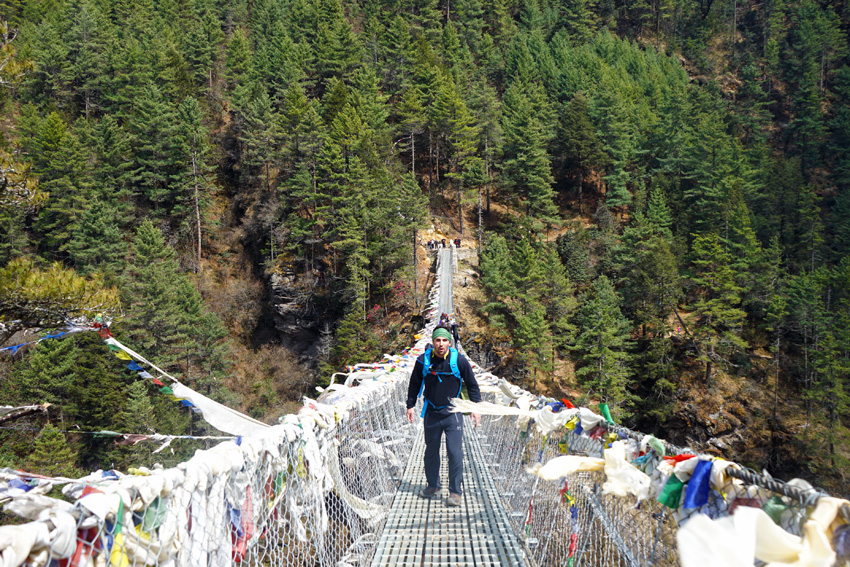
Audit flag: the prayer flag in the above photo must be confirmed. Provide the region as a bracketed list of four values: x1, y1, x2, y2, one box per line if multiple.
[682, 459, 712, 509]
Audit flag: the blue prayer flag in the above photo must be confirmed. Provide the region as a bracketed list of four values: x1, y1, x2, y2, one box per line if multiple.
[682, 459, 713, 509]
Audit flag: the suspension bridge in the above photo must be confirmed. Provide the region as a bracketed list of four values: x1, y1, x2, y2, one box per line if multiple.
[1, 248, 848, 567]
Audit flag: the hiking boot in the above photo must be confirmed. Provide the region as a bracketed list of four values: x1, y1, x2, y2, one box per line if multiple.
[419, 486, 440, 499]
[446, 493, 462, 507]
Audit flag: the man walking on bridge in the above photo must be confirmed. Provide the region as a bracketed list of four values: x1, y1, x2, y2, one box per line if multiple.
[406, 325, 481, 506]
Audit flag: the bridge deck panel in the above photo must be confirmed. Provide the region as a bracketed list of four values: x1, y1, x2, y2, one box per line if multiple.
[371, 418, 528, 567]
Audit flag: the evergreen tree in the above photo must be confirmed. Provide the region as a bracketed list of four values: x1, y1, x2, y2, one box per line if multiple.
[114, 380, 158, 466]
[27, 423, 81, 478]
[121, 221, 229, 381]
[0, 258, 121, 343]
[78, 115, 134, 217]
[500, 81, 558, 230]
[555, 224, 592, 283]
[6, 336, 78, 414]
[557, 92, 605, 214]
[25, 112, 93, 253]
[430, 73, 478, 235]
[688, 232, 748, 385]
[571, 275, 635, 417]
[126, 84, 183, 213]
[176, 96, 213, 267]
[66, 200, 125, 277]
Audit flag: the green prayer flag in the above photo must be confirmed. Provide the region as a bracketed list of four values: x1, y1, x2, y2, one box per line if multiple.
[647, 436, 666, 457]
[142, 497, 168, 531]
[763, 496, 787, 525]
[113, 499, 124, 534]
[159, 386, 174, 395]
[599, 403, 614, 424]
[658, 475, 684, 508]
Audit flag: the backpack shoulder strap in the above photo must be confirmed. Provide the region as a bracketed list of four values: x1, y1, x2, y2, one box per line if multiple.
[449, 348, 460, 382]
[422, 348, 432, 378]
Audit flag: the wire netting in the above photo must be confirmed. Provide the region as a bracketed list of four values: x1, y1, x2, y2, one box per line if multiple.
[2, 248, 848, 567]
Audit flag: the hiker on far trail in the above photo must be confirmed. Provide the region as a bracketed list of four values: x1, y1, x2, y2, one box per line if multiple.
[448, 313, 460, 345]
[406, 325, 481, 507]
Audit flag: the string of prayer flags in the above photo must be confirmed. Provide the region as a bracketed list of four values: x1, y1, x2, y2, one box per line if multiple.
[100, 336, 203, 415]
[98, 333, 269, 435]
[0, 327, 91, 356]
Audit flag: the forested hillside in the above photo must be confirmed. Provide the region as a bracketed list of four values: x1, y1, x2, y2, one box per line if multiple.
[1, 0, 848, 489]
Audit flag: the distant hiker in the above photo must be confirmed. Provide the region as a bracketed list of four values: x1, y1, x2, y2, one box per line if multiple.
[406, 325, 481, 507]
[449, 314, 460, 344]
[455, 238, 460, 247]
[441, 238, 446, 248]
[439, 312, 450, 327]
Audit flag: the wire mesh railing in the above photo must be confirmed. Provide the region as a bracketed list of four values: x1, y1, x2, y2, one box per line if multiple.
[1, 248, 849, 567]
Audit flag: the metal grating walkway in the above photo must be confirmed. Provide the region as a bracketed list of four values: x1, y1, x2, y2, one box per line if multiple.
[371, 417, 529, 567]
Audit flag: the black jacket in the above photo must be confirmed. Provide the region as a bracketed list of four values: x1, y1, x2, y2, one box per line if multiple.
[406, 350, 481, 415]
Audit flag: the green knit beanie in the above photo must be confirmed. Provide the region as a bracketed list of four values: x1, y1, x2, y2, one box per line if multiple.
[432, 327, 452, 341]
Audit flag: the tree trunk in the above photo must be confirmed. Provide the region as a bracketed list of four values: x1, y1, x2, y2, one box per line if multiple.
[191, 152, 202, 271]
[578, 169, 584, 215]
[704, 359, 712, 387]
[772, 334, 780, 421]
[428, 129, 434, 197]
[458, 177, 463, 236]
[477, 185, 483, 257]
[413, 229, 419, 308]
[411, 130, 415, 173]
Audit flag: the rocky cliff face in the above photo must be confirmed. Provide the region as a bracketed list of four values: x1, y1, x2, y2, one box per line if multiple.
[269, 271, 329, 364]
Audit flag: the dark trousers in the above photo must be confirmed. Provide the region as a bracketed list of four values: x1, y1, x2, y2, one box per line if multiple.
[423, 411, 464, 495]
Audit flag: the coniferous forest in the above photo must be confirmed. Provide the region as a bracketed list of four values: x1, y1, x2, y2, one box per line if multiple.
[1, 0, 849, 491]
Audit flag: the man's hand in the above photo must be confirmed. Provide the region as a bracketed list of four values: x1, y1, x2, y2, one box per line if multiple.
[471, 413, 481, 428]
[406, 408, 415, 423]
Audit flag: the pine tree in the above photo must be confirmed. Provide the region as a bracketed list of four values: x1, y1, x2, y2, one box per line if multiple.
[7, 337, 78, 414]
[61, 0, 112, 119]
[225, 27, 254, 93]
[688, 232, 748, 385]
[78, 115, 134, 217]
[571, 275, 635, 417]
[430, 73, 478, 235]
[557, 92, 605, 215]
[66, 200, 125, 277]
[176, 96, 213, 268]
[126, 84, 183, 213]
[27, 112, 94, 253]
[114, 380, 158, 466]
[555, 224, 592, 283]
[615, 221, 681, 336]
[27, 423, 81, 478]
[506, 238, 548, 377]
[500, 81, 558, 230]
[479, 234, 513, 329]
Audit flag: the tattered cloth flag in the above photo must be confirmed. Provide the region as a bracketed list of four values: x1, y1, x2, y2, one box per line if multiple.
[102, 336, 269, 436]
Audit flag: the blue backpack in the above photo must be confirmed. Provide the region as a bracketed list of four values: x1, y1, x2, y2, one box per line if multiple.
[417, 347, 462, 417]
